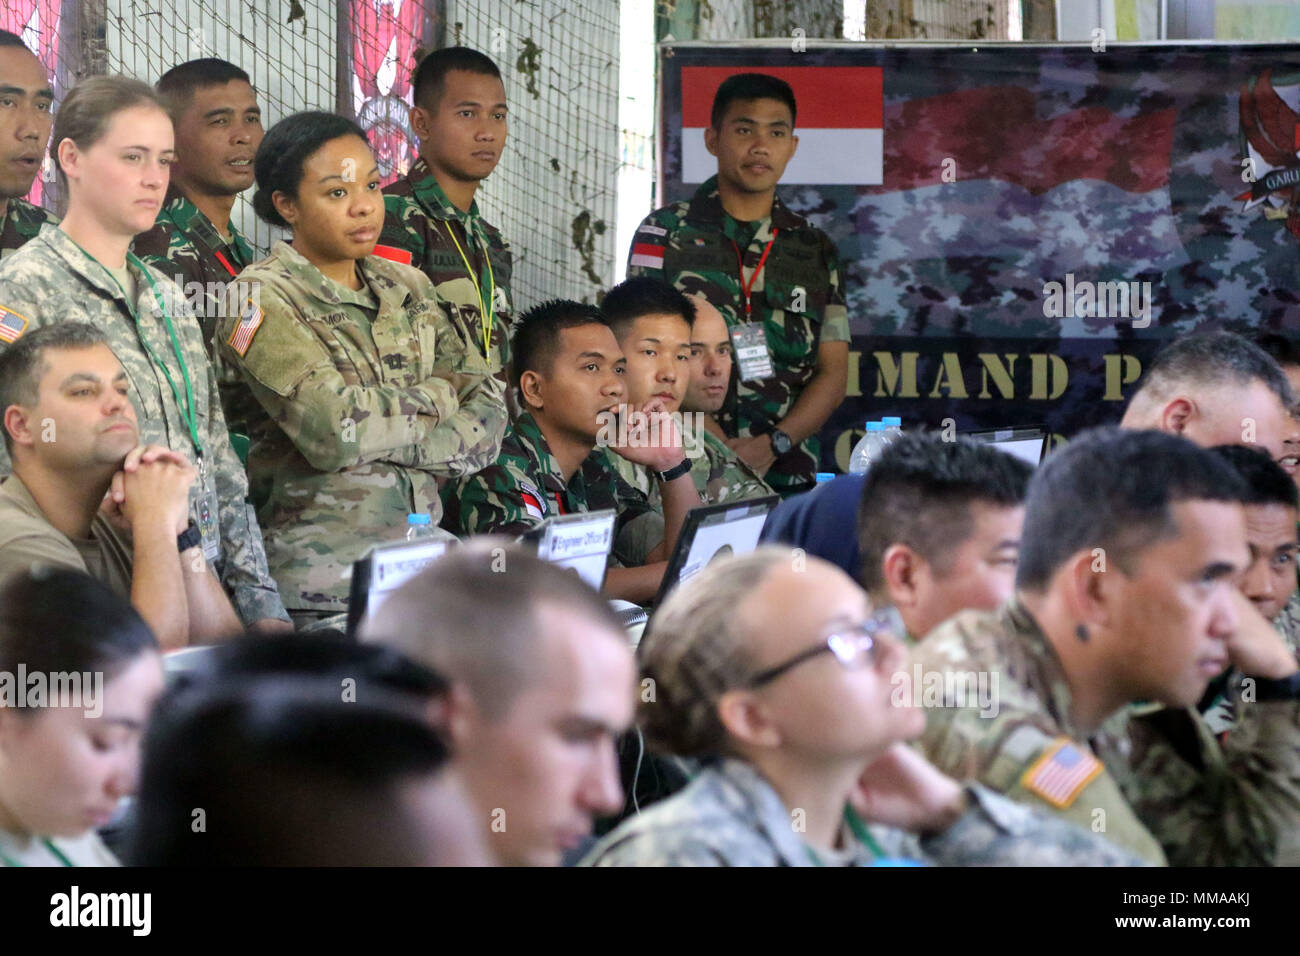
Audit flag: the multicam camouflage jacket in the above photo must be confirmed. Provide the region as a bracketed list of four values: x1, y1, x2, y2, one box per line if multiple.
[216, 241, 506, 612]
[581, 757, 1145, 867]
[608, 427, 773, 510]
[0, 198, 56, 262]
[440, 409, 664, 567]
[0, 223, 288, 625]
[914, 599, 1300, 866]
[627, 176, 850, 496]
[381, 159, 513, 376]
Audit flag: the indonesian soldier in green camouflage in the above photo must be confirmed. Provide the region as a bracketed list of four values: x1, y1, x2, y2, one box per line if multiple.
[443, 300, 700, 606]
[628, 73, 849, 498]
[380, 47, 512, 378]
[0, 31, 56, 262]
[914, 428, 1300, 866]
[584, 548, 1144, 867]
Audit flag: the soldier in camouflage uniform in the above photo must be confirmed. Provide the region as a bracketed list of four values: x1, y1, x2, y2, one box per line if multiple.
[628, 74, 849, 498]
[132, 60, 263, 354]
[379, 48, 512, 378]
[443, 301, 699, 605]
[0, 75, 290, 628]
[584, 548, 1143, 867]
[0, 31, 56, 262]
[914, 429, 1300, 866]
[217, 112, 506, 621]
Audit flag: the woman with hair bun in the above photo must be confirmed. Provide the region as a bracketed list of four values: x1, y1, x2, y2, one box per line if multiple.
[216, 111, 506, 628]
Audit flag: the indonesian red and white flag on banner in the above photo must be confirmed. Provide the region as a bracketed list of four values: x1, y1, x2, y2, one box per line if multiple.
[680, 66, 883, 186]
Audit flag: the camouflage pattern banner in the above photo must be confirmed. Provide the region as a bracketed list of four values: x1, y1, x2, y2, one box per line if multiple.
[658, 42, 1300, 470]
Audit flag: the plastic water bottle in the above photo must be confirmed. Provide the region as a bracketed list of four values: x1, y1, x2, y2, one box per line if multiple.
[848, 421, 887, 475]
[881, 416, 903, 440]
[406, 513, 435, 542]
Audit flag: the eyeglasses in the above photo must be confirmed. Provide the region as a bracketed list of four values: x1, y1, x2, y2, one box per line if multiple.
[745, 606, 904, 689]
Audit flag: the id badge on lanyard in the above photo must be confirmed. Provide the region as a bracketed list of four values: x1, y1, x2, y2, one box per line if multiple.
[192, 459, 221, 563]
[731, 322, 774, 382]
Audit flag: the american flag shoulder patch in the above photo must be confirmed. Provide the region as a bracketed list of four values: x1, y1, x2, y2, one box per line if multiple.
[629, 241, 665, 270]
[372, 243, 414, 266]
[0, 304, 30, 344]
[227, 299, 265, 357]
[1021, 737, 1103, 809]
[519, 481, 546, 521]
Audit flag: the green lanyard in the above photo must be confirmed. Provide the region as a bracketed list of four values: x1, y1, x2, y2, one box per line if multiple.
[70, 242, 205, 464]
[803, 805, 887, 866]
[0, 837, 76, 867]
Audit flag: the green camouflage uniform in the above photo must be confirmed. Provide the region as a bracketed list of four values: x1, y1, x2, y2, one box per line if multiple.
[914, 599, 1300, 866]
[0, 198, 56, 262]
[381, 159, 512, 377]
[1273, 589, 1300, 660]
[607, 428, 772, 509]
[0, 223, 289, 625]
[215, 241, 506, 613]
[440, 409, 663, 567]
[581, 757, 1145, 866]
[627, 175, 850, 497]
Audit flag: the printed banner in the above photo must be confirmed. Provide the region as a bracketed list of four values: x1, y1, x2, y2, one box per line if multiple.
[659, 42, 1300, 469]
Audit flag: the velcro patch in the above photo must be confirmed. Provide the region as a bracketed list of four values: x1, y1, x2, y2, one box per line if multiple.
[0, 304, 30, 343]
[372, 243, 414, 266]
[1021, 737, 1103, 809]
[227, 299, 265, 356]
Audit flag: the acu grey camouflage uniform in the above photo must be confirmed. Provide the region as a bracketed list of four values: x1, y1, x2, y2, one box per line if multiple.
[216, 241, 506, 613]
[0, 223, 288, 625]
[580, 758, 1145, 866]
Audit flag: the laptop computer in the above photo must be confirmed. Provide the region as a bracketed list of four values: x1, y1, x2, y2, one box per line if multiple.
[653, 496, 780, 608]
[967, 425, 1049, 467]
[345, 536, 454, 637]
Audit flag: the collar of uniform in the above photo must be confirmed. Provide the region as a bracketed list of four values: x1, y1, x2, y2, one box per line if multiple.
[511, 410, 574, 500]
[269, 239, 380, 309]
[157, 186, 254, 265]
[1003, 597, 1082, 737]
[709, 758, 869, 866]
[686, 174, 804, 233]
[2, 197, 50, 236]
[406, 157, 482, 226]
[37, 224, 149, 304]
[356, 252, 422, 314]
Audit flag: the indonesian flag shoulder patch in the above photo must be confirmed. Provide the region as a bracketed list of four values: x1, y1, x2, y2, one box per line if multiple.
[519, 481, 546, 521]
[227, 299, 265, 357]
[372, 244, 414, 266]
[0, 304, 30, 344]
[1021, 737, 1103, 809]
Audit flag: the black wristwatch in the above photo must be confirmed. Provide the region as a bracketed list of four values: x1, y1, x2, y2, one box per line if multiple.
[653, 458, 692, 483]
[177, 522, 202, 553]
[768, 429, 793, 456]
[1250, 671, 1300, 701]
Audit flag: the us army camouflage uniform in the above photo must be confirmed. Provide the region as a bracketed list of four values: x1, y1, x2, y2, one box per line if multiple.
[440, 409, 664, 567]
[914, 599, 1300, 866]
[1202, 595, 1300, 735]
[0, 198, 56, 262]
[607, 428, 773, 509]
[0, 223, 289, 625]
[627, 175, 850, 497]
[1273, 589, 1300, 660]
[216, 241, 506, 613]
[381, 159, 513, 377]
[580, 757, 1145, 866]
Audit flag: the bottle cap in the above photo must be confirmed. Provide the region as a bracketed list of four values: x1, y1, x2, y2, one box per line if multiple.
[407, 513, 432, 525]
[815, 472, 836, 483]
[865, 421, 886, 431]
[882, 416, 902, 427]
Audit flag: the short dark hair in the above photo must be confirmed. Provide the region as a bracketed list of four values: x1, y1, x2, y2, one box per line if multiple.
[0, 322, 109, 453]
[1016, 428, 1249, 591]
[1132, 331, 1295, 410]
[856, 433, 1032, 596]
[156, 58, 251, 118]
[711, 72, 797, 130]
[363, 544, 626, 719]
[1254, 332, 1300, 371]
[252, 111, 368, 229]
[508, 299, 607, 390]
[1209, 444, 1299, 510]
[412, 46, 501, 112]
[0, 568, 158, 704]
[128, 678, 452, 865]
[601, 276, 696, 343]
[0, 29, 34, 52]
